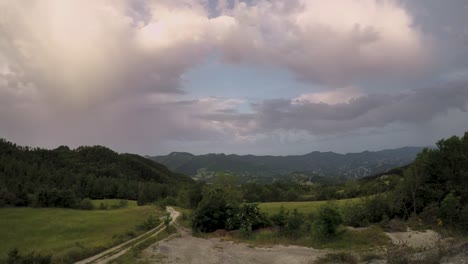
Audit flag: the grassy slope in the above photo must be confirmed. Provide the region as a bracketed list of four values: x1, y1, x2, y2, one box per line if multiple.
[0, 200, 160, 260]
[258, 197, 362, 215]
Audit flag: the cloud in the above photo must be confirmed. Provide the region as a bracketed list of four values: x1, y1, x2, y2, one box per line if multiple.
[0, 0, 429, 109]
[293, 87, 362, 105]
[216, 0, 429, 84]
[0, 0, 466, 155]
[0, 0, 214, 107]
[204, 80, 468, 136]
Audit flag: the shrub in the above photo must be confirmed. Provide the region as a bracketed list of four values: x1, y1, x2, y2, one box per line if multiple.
[192, 188, 238, 232]
[365, 195, 392, 223]
[79, 198, 94, 210]
[439, 192, 461, 225]
[270, 206, 288, 229]
[461, 204, 468, 232]
[284, 209, 304, 237]
[316, 252, 358, 264]
[314, 203, 343, 238]
[137, 215, 159, 231]
[418, 203, 439, 225]
[341, 202, 369, 227]
[385, 246, 412, 264]
[6, 248, 52, 264]
[99, 202, 108, 210]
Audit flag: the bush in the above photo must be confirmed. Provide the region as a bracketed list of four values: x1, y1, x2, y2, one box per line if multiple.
[192, 188, 238, 232]
[461, 204, 468, 232]
[284, 209, 304, 237]
[99, 202, 108, 210]
[383, 218, 407, 232]
[137, 215, 159, 231]
[314, 203, 343, 238]
[341, 202, 369, 227]
[365, 195, 391, 223]
[110, 199, 128, 209]
[439, 192, 461, 225]
[418, 203, 439, 225]
[6, 248, 52, 264]
[385, 246, 412, 264]
[270, 206, 288, 229]
[316, 252, 358, 264]
[79, 198, 94, 210]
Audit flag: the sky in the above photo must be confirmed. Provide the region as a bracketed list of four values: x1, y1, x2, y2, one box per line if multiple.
[1, 0, 468, 155]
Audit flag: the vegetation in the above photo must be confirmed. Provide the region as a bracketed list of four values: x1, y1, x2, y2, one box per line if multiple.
[152, 147, 421, 182]
[2, 131, 468, 262]
[0, 203, 160, 263]
[0, 138, 193, 209]
[112, 226, 177, 264]
[258, 198, 361, 215]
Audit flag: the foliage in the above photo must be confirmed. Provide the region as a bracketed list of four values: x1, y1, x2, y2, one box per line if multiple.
[79, 198, 95, 210]
[6, 248, 51, 264]
[137, 215, 160, 231]
[284, 209, 305, 237]
[0, 138, 193, 209]
[314, 203, 343, 238]
[341, 202, 369, 227]
[269, 206, 289, 228]
[439, 192, 461, 225]
[191, 188, 238, 232]
[461, 204, 468, 232]
[315, 252, 358, 264]
[152, 147, 421, 183]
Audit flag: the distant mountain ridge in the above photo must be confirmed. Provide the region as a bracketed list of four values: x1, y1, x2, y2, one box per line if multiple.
[150, 147, 424, 182]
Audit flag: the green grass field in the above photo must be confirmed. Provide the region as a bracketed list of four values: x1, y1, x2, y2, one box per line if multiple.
[0, 200, 160, 262]
[258, 197, 362, 215]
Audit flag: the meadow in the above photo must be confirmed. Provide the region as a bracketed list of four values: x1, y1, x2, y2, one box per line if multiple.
[0, 200, 160, 262]
[258, 197, 362, 215]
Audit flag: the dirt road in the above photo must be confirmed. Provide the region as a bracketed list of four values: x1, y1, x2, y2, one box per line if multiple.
[75, 207, 179, 264]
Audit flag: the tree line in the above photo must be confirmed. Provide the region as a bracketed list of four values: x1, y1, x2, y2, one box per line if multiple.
[0, 139, 193, 208]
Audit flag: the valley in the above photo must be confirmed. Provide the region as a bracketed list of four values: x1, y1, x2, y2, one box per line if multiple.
[1, 133, 468, 264]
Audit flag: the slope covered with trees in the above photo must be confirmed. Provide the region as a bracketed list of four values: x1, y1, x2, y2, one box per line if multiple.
[0, 139, 193, 208]
[151, 147, 423, 182]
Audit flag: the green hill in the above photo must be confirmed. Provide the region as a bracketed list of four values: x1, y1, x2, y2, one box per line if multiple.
[0, 138, 193, 208]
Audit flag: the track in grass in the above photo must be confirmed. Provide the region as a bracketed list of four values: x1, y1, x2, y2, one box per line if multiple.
[0, 200, 161, 261]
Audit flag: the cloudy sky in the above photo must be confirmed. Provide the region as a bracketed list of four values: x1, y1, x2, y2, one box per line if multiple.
[1, 0, 468, 155]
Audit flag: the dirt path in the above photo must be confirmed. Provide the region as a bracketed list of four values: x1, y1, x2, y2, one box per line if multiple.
[142, 226, 326, 264]
[75, 207, 179, 264]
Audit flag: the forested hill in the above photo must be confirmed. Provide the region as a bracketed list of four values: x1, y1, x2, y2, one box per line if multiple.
[151, 147, 423, 182]
[0, 138, 193, 207]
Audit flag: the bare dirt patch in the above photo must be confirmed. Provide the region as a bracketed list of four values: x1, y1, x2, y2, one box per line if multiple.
[385, 229, 441, 249]
[142, 229, 326, 264]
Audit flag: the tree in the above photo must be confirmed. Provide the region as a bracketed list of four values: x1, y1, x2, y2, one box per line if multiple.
[439, 192, 460, 225]
[192, 188, 238, 232]
[314, 204, 343, 238]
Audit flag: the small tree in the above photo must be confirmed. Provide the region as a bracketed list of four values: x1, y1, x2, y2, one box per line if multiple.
[439, 192, 460, 225]
[314, 204, 342, 238]
[270, 206, 288, 229]
[79, 198, 94, 210]
[285, 209, 304, 237]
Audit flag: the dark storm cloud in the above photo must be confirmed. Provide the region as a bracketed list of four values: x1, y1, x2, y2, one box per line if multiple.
[202, 81, 468, 136]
